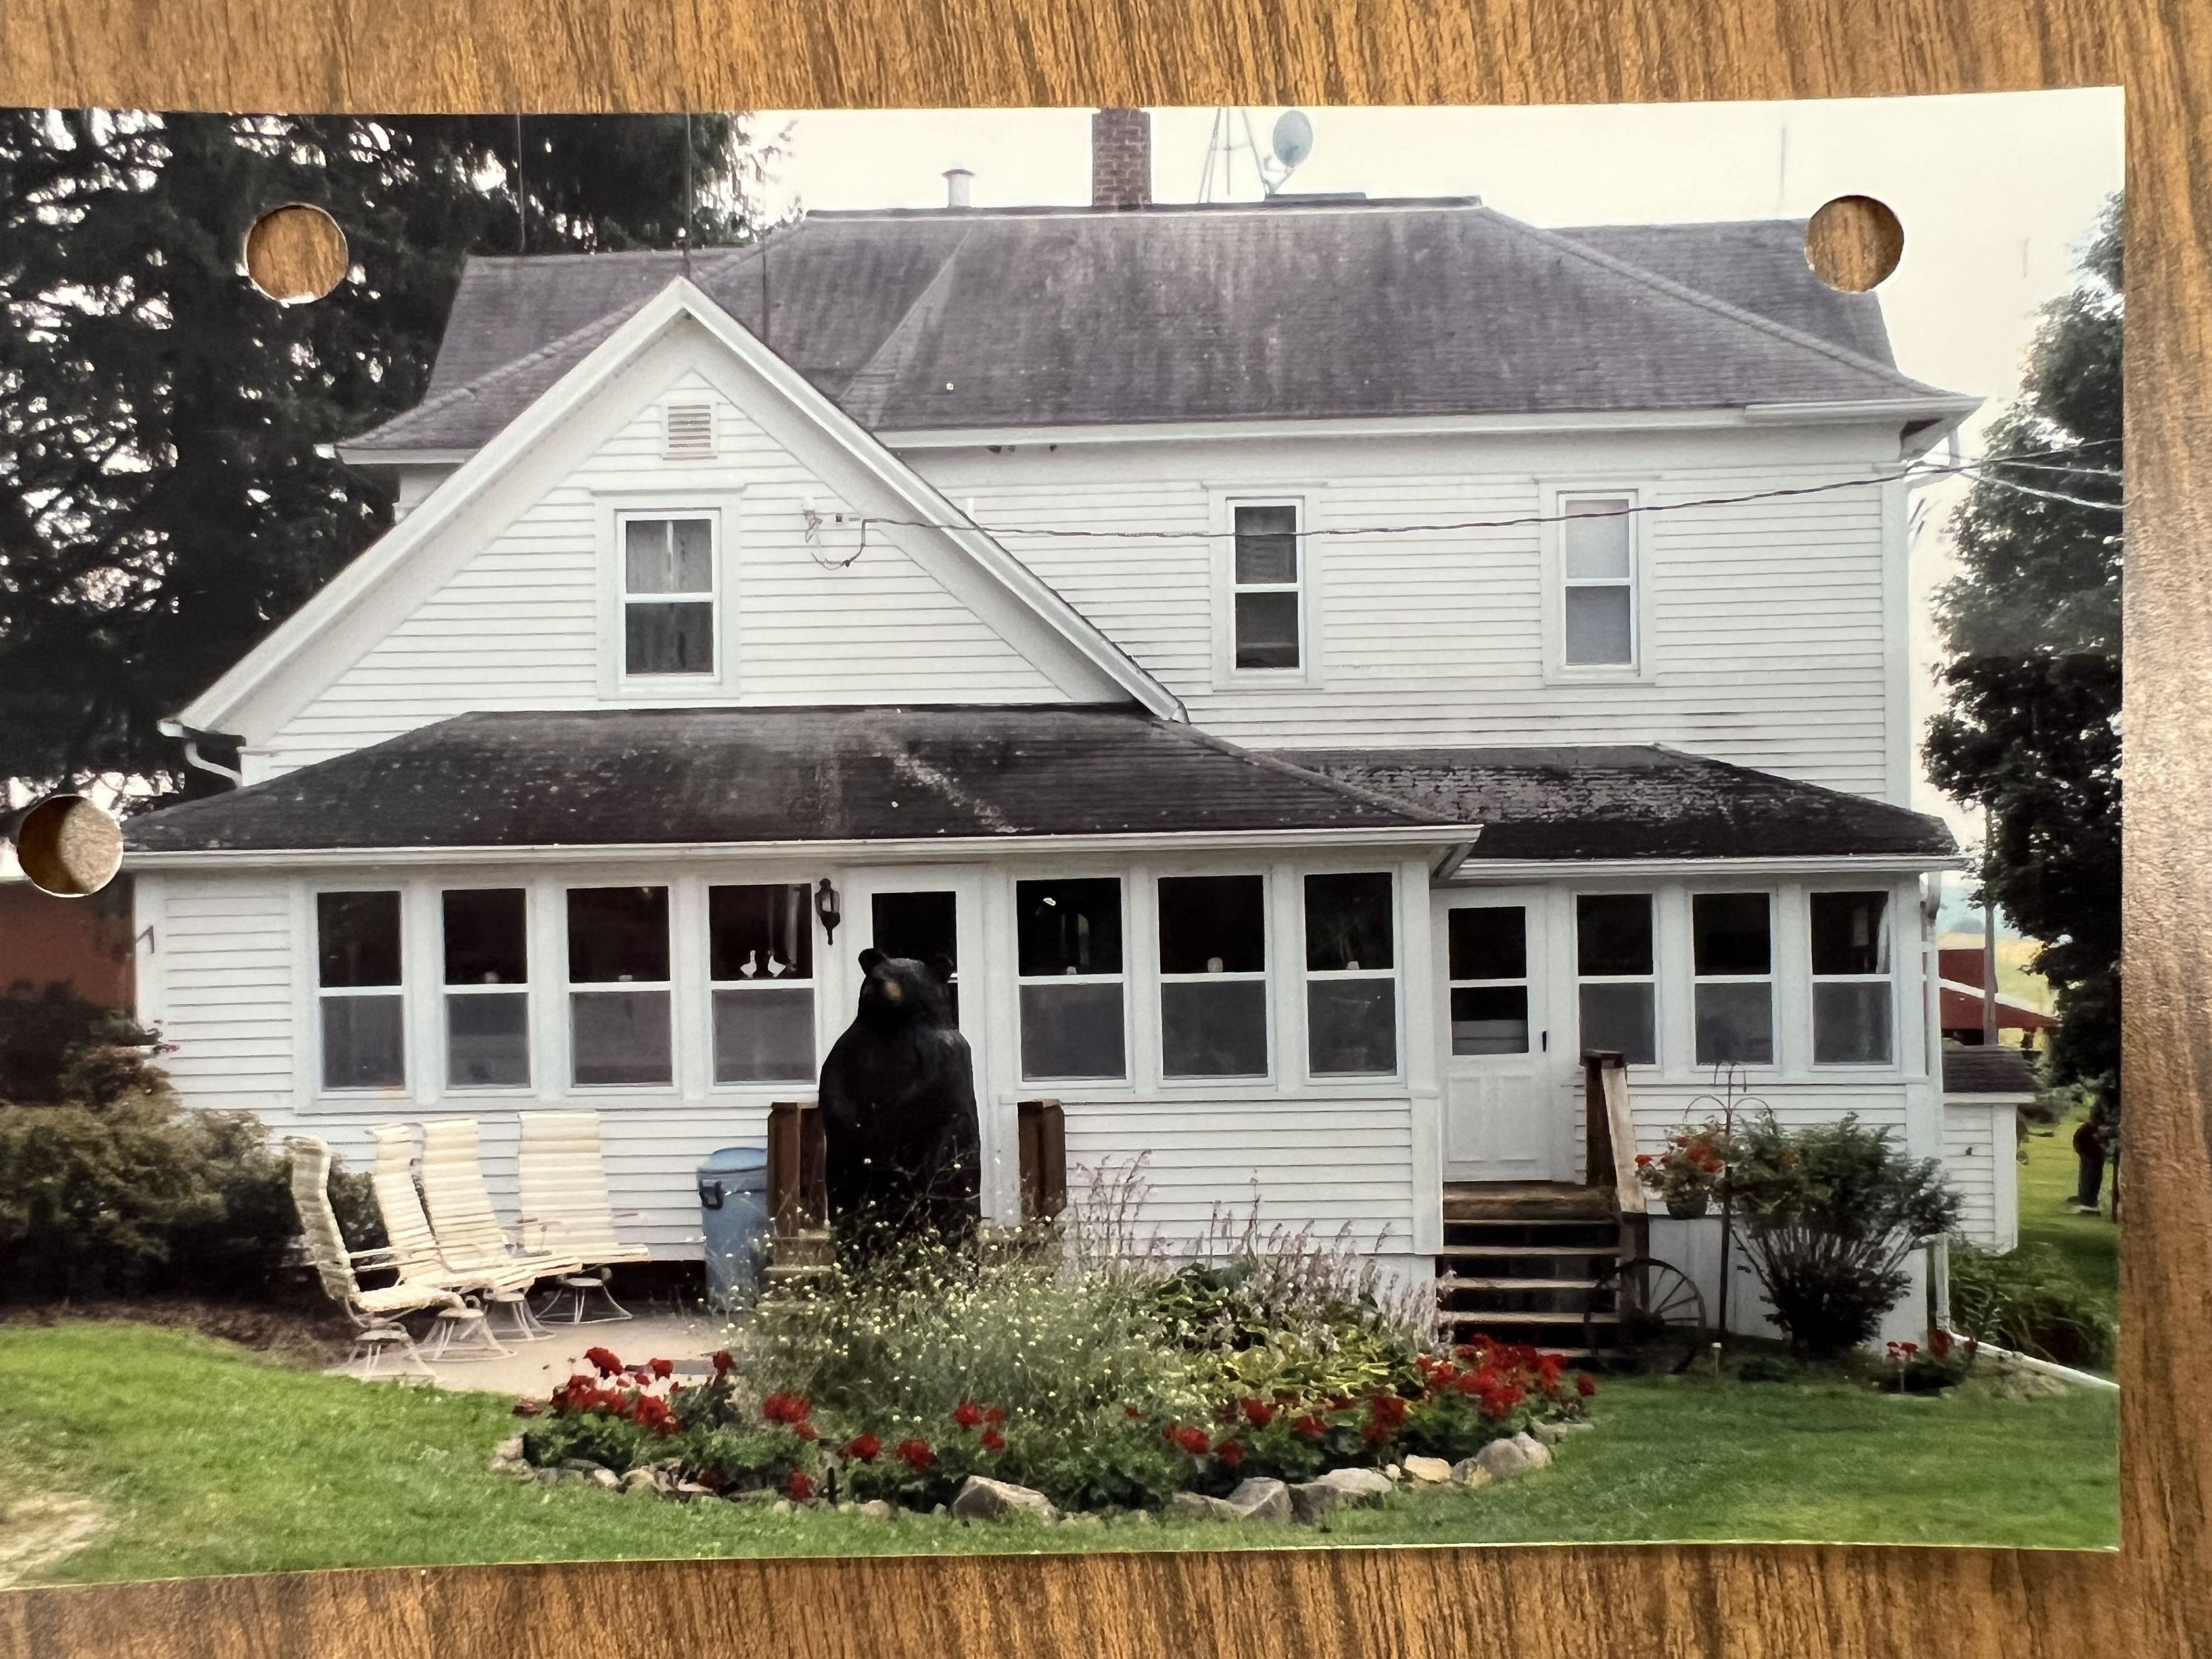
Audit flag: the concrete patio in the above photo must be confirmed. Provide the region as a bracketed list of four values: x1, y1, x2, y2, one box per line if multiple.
[410, 1308, 731, 1396]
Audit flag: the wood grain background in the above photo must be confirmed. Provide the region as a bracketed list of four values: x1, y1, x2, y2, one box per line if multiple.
[0, 2, 2201, 1653]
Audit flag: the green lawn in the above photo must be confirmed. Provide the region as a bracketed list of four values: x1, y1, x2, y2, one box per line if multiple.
[0, 1322, 2116, 1585]
[2017, 1100, 2120, 1306]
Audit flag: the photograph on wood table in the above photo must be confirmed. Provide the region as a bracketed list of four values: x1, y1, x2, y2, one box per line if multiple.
[0, 87, 2120, 1582]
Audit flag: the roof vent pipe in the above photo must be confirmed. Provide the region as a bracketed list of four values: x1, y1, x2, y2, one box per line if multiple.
[944, 168, 973, 209]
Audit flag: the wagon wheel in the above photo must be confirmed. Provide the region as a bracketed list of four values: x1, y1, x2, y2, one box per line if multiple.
[1584, 1256, 1708, 1375]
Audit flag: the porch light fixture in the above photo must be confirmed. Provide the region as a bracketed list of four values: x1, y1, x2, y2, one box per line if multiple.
[815, 878, 842, 942]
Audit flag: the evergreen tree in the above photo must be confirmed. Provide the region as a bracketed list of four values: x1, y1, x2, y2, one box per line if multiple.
[1924, 195, 2123, 1105]
[0, 109, 766, 797]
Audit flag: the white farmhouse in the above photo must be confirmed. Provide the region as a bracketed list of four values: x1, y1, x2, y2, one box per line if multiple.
[123, 112, 1985, 1345]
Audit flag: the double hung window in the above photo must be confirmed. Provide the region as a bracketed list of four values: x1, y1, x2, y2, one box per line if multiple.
[567, 886, 673, 1086]
[1576, 893, 1657, 1065]
[1016, 878, 1127, 1081]
[622, 516, 716, 676]
[1302, 873, 1397, 1075]
[709, 884, 816, 1083]
[1811, 891, 1895, 1064]
[1560, 497, 1636, 668]
[444, 889, 530, 1087]
[1158, 875, 1270, 1078]
[1692, 893, 1773, 1066]
[317, 892, 405, 1090]
[1231, 504, 1302, 671]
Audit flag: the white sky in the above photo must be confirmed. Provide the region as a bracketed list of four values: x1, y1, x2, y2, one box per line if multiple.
[758, 91, 2124, 923]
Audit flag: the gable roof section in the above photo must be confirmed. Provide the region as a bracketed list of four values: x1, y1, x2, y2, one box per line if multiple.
[1280, 744, 1958, 863]
[181, 278, 1182, 739]
[343, 201, 1969, 458]
[124, 707, 1461, 856]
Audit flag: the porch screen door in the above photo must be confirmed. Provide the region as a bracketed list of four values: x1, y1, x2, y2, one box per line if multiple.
[1438, 893, 1554, 1181]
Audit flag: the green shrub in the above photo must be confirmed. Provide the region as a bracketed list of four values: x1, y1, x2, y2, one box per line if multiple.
[1144, 1254, 1426, 1406]
[1726, 1114, 1963, 1357]
[1949, 1243, 2115, 1370]
[0, 985, 166, 1105]
[522, 1412, 658, 1474]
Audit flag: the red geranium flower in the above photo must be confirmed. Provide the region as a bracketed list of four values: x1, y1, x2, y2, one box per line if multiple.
[895, 1437, 935, 1471]
[983, 1405, 1007, 1426]
[1168, 1423, 1211, 1456]
[584, 1346, 623, 1377]
[792, 1421, 821, 1442]
[842, 1433, 882, 1463]
[649, 1358, 675, 1379]
[1125, 1405, 1143, 1418]
[761, 1392, 811, 1425]
[1291, 1413, 1327, 1441]
[1576, 1373, 1597, 1399]
[980, 1427, 1006, 1454]
[786, 1470, 815, 1503]
[711, 1350, 734, 1375]
[1215, 1439, 1245, 1468]
[952, 1400, 984, 1430]
[1240, 1397, 1275, 1429]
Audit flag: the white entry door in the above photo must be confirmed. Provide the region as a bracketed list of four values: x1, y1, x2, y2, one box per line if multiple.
[837, 868, 989, 1082]
[1436, 890, 1556, 1181]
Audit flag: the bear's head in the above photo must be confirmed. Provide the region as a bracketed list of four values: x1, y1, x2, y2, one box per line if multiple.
[854, 948, 956, 1029]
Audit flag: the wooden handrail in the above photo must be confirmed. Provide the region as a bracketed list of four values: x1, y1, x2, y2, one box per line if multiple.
[1581, 1052, 1642, 1217]
[1016, 1099, 1067, 1222]
[766, 1100, 826, 1237]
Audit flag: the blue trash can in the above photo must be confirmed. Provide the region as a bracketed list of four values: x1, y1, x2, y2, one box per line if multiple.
[697, 1145, 771, 1310]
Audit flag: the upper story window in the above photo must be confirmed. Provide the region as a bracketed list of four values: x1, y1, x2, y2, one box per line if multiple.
[1559, 496, 1637, 669]
[1158, 874, 1269, 1078]
[1303, 873, 1397, 1076]
[1810, 891, 1894, 1065]
[1576, 893, 1656, 1065]
[567, 885, 673, 1087]
[444, 888, 530, 1088]
[622, 515, 717, 677]
[1016, 878, 1127, 1081]
[1692, 893, 1773, 1066]
[317, 891, 404, 1091]
[708, 883, 816, 1084]
[1232, 503, 1302, 671]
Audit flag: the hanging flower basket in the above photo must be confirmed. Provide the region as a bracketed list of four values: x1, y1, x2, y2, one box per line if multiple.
[1665, 1190, 1712, 1220]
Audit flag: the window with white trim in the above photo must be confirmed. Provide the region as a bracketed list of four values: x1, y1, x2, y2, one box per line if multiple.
[443, 889, 530, 1088]
[1809, 891, 1895, 1064]
[567, 886, 672, 1086]
[1158, 874, 1269, 1078]
[1016, 878, 1126, 1081]
[317, 891, 404, 1090]
[622, 515, 716, 677]
[708, 883, 816, 1084]
[1692, 892, 1773, 1067]
[1575, 893, 1656, 1065]
[1447, 906, 1530, 1055]
[1302, 872, 1397, 1075]
[1230, 503, 1302, 671]
[1560, 496, 1636, 668]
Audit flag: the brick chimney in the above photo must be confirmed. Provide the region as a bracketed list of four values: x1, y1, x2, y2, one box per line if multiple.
[1091, 108, 1151, 210]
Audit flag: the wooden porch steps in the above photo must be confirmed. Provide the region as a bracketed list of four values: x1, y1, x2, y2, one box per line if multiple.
[1434, 1181, 1629, 1353]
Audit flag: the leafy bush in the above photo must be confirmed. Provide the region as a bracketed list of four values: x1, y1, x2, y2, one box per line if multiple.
[1726, 1114, 1962, 1357]
[1949, 1243, 2115, 1370]
[0, 986, 171, 1106]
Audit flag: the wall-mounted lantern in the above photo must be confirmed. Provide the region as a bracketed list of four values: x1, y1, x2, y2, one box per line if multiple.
[814, 878, 842, 942]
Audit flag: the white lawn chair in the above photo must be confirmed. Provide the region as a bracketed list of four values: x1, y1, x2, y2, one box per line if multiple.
[367, 1124, 547, 1353]
[416, 1119, 583, 1321]
[285, 1135, 462, 1382]
[516, 1110, 653, 1323]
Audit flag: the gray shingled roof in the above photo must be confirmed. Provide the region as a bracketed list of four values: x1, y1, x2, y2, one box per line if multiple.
[346, 201, 1954, 456]
[1942, 1045, 2041, 1095]
[1276, 745, 1957, 862]
[122, 707, 1460, 854]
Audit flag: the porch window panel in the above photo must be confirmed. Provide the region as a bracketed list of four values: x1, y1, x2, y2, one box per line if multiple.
[1810, 891, 1895, 1065]
[571, 990, 674, 1086]
[1813, 983, 1894, 1065]
[1694, 982, 1774, 1066]
[1575, 894, 1653, 977]
[316, 891, 403, 1091]
[1575, 893, 1657, 1065]
[1157, 875, 1266, 975]
[568, 887, 671, 982]
[1450, 984, 1529, 1056]
[709, 884, 816, 1084]
[1302, 872, 1397, 1076]
[1018, 878, 1126, 1082]
[567, 886, 672, 1087]
[1448, 906, 1526, 982]
[442, 888, 530, 1089]
[1692, 892, 1773, 1067]
[1308, 979, 1397, 1075]
[1579, 983, 1656, 1067]
[1161, 979, 1270, 1078]
[447, 993, 531, 1088]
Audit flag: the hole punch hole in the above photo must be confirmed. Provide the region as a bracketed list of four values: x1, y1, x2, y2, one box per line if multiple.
[12, 794, 125, 898]
[245, 204, 349, 303]
[1804, 195, 1904, 293]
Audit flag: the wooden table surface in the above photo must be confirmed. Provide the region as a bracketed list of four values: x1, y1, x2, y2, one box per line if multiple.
[0, 2, 2201, 1653]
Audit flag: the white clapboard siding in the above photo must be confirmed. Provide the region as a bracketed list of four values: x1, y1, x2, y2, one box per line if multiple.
[1062, 1097, 1418, 1255]
[1944, 1100, 2021, 1251]
[155, 878, 295, 1092]
[262, 371, 1063, 775]
[924, 448, 1895, 796]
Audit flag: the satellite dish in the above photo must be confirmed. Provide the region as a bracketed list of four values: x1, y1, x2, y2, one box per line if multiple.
[1271, 109, 1314, 170]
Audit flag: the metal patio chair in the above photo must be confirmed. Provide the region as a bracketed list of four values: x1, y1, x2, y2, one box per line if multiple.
[285, 1135, 462, 1383]
[366, 1124, 549, 1353]
[515, 1110, 653, 1323]
[415, 1118, 583, 1324]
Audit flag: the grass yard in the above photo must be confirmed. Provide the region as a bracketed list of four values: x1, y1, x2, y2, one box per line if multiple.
[0, 1321, 2117, 1585]
[2017, 1099, 2121, 1306]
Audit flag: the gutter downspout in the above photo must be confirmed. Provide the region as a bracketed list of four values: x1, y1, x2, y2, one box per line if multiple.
[1944, 1329, 2119, 1392]
[157, 719, 244, 787]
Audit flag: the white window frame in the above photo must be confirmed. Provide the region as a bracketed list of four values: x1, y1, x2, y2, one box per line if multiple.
[706, 880, 819, 1087]
[563, 884, 678, 1092]
[617, 509, 721, 683]
[1156, 869, 1275, 1083]
[313, 886, 408, 1095]
[1444, 901, 1535, 1058]
[1014, 874, 1131, 1083]
[1300, 869, 1403, 1080]
[1542, 483, 1653, 682]
[1574, 890, 1661, 1068]
[1689, 889, 1777, 1071]
[594, 491, 741, 701]
[439, 885, 534, 1094]
[1808, 888, 1898, 1068]
[1212, 491, 1317, 688]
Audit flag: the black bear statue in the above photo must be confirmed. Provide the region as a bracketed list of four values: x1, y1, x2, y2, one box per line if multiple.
[816, 948, 982, 1267]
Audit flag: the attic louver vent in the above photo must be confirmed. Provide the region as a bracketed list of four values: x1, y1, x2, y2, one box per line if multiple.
[664, 403, 716, 459]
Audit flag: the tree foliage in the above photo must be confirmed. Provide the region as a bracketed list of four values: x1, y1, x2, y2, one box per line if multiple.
[1, 109, 771, 796]
[1924, 194, 2122, 1102]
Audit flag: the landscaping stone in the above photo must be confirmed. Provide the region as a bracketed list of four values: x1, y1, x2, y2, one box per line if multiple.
[1448, 1458, 1493, 1488]
[1528, 1421, 1589, 1447]
[1470, 1437, 1542, 1482]
[1287, 1481, 1343, 1525]
[672, 1481, 716, 1501]
[1317, 1467, 1394, 1504]
[772, 1499, 794, 1516]
[559, 1458, 606, 1474]
[1223, 1478, 1291, 1522]
[950, 1475, 1060, 1524]
[619, 1468, 657, 1494]
[1400, 1455, 1454, 1485]
[857, 1500, 895, 1521]
[1510, 1431, 1552, 1468]
[1170, 1491, 1245, 1522]
[1384, 1463, 1402, 1482]
[533, 1468, 562, 1487]
[588, 1468, 622, 1491]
